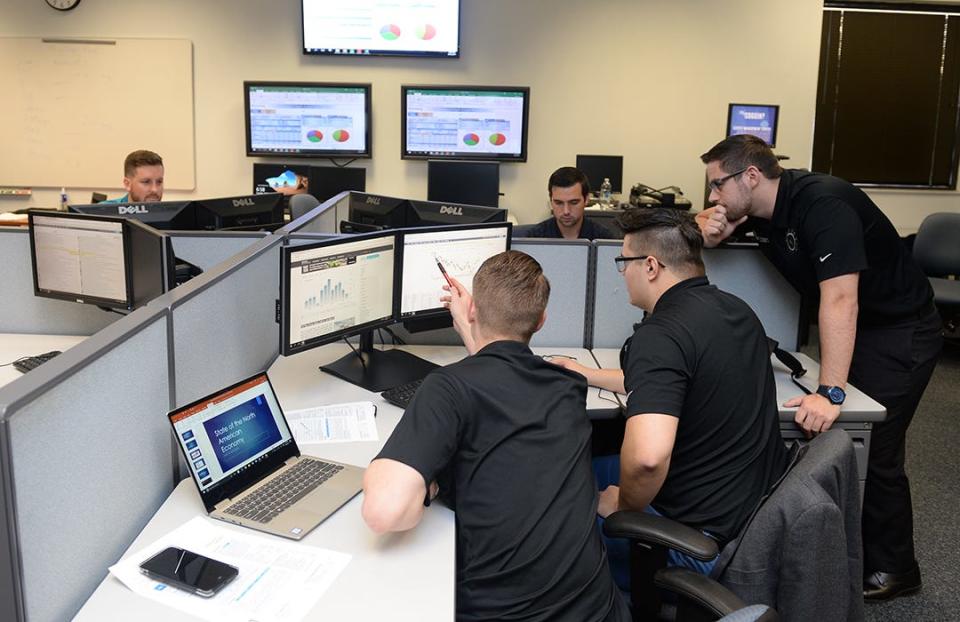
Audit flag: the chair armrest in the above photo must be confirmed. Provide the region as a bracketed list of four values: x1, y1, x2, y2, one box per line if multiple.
[602, 510, 720, 561]
[654, 566, 749, 618]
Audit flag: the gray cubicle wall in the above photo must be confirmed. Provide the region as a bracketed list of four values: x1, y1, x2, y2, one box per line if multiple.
[513, 239, 593, 347]
[0, 227, 117, 335]
[168, 230, 269, 271]
[0, 305, 175, 622]
[280, 191, 343, 236]
[591, 241, 802, 349]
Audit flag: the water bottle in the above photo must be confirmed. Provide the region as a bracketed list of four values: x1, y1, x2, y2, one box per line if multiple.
[60, 187, 69, 211]
[600, 178, 612, 208]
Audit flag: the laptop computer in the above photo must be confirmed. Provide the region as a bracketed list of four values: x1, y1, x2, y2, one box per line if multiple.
[168, 371, 364, 540]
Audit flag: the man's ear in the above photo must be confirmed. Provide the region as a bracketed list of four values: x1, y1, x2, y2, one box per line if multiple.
[122, 176, 132, 192]
[467, 298, 478, 324]
[533, 310, 547, 333]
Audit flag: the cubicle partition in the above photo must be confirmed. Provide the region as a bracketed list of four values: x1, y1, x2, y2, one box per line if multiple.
[281, 191, 344, 235]
[0, 305, 175, 622]
[168, 230, 269, 271]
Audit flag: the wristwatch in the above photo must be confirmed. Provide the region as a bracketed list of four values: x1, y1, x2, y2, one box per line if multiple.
[816, 385, 846, 405]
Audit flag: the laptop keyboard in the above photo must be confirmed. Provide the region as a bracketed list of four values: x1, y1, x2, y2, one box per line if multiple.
[380, 378, 424, 409]
[224, 458, 343, 524]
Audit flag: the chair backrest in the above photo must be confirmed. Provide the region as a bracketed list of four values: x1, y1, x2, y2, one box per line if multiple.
[913, 212, 960, 278]
[289, 193, 321, 220]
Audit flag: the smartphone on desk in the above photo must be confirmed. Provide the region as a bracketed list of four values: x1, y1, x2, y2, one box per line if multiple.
[139, 547, 239, 598]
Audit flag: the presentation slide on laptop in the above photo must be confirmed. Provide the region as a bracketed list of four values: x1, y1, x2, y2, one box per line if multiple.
[170, 375, 292, 493]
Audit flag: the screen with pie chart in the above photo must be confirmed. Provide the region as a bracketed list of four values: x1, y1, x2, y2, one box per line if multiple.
[402, 85, 530, 162]
[302, 0, 460, 58]
[245, 82, 372, 158]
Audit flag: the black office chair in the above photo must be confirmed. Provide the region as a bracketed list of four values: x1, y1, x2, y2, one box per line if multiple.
[603, 429, 862, 622]
[912, 212, 960, 337]
[288, 193, 321, 220]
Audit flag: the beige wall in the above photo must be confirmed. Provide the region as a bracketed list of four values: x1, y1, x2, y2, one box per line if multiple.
[1, 0, 955, 232]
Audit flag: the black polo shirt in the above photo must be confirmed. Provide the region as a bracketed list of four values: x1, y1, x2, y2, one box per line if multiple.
[377, 340, 627, 622]
[755, 169, 933, 326]
[621, 277, 787, 544]
[521, 216, 614, 240]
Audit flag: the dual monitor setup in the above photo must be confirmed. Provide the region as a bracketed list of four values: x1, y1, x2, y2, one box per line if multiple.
[279, 221, 512, 392]
[343, 191, 507, 232]
[67, 194, 286, 232]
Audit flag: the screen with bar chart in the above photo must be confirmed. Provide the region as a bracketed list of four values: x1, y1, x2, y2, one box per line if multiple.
[402, 85, 529, 161]
[399, 222, 511, 318]
[283, 231, 396, 352]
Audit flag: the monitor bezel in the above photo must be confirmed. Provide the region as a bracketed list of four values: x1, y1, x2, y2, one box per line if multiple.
[244, 81, 373, 159]
[401, 84, 530, 162]
[280, 229, 400, 357]
[28, 210, 134, 310]
[300, 0, 462, 58]
[575, 154, 625, 195]
[726, 103, 780, 148]
[397, 220, 512, 321]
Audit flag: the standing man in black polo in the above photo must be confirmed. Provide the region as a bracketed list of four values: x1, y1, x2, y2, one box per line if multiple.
[698, 134, 942, 601]
[554, 209, 787, 574]
[521, 166, 614, 239]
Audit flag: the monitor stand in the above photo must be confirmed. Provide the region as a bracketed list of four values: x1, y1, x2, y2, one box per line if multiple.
[320, 331, 439, 392]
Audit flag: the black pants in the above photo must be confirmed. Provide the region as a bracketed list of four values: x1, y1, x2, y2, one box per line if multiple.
[850, 307, 943, 574]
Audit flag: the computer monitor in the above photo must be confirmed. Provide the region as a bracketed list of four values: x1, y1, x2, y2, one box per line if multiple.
[727, 103, 779, 147]
[252, 162, 313, 197]
[405, 199, 507, 227]
[68, 200, 196, 230]
[279, 231, 437, 390]
[402, 85, 530, 161]
[192, 194, 285, 231]
[576, 154, 624, 194]
[244, 81, 372, 158]
[28, 210, 174, 311]
[346, 192, 410, 230]
[398, 221, 512, 321]
[427, 160, 500, 206]
[302, 0, 461, 58]
[309, 166, 367, 203]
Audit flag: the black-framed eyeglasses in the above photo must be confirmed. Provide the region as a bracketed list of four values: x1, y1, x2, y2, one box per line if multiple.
[707, 167, 748, 192]
[615, 255, 665, 273]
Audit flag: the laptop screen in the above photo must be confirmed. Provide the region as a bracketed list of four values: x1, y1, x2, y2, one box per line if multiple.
[170, 373, 294, 494]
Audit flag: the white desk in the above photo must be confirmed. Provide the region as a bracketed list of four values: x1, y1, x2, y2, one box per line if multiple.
[0, 333, 88, 389]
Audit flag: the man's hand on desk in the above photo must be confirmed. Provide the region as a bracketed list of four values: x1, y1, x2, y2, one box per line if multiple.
[784, 393, 841, 438]
[544, 355, 590, 377]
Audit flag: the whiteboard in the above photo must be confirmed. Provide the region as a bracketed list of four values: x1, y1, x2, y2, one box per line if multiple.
[0, 37, 195, 190]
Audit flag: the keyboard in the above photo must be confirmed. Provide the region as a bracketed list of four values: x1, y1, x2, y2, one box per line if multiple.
[12, 351, 62, 374]
[380, 378, 424, 409]
[223, 458, 343, 524]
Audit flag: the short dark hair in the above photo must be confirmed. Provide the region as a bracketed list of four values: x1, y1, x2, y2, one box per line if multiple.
[700, 135, 782, 179]
[124, 150, 163, 177]
[548, 166, 590, 198]
[472, 250, 550, 342]
[616, 208, 705, 274]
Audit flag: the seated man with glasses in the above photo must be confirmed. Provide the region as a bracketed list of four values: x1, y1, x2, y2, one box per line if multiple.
[552, 208, 787, 577]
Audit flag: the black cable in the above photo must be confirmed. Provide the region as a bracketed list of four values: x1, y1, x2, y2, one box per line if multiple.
[328, 158, 358, 168]
[342, 337, 368, 371]
[97, 306, 129, 316]
[382, 326, 406, 346]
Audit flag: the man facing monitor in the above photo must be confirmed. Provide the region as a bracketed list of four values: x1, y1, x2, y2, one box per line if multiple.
[521, 166, 613, 240]
[102, 150, 164, 204]
[362, 251, 629, 621]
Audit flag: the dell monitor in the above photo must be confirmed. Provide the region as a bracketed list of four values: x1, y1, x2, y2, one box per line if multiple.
[727, 103, 779, 147]
[427, 160, 500, 206]
[346, 192, 410, 230]
[244, 82, 372, 158]
[28, 210, 175, 311]
[192, 194, 285, 231]
[399, 221, 512, 321]
[301, 0, 461, 58]
[309, 166, 367, 203]
[576, 154, 624, 195]
[405, 199, 507, 227]
[280, 231, 437, 390]
[68, 199, 196, 230]
[252, 162, 313, 197]
[402, 85, 530, 162]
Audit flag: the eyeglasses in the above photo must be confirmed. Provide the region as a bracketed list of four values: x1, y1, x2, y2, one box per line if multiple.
[614, 255, 666, 273]
[707, 167, 749, 192]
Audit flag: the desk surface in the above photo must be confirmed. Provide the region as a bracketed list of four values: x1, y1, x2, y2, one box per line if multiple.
[0, 333, 88, 390]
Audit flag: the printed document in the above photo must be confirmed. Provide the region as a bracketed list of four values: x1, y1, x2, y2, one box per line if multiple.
[285, 400, 378, 443]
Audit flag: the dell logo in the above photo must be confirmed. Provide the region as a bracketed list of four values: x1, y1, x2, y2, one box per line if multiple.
[232, 198, 255, 207]
[439, 205, 463, 216]
[118, 205, 148, 214]
[365, 196, 381, 205]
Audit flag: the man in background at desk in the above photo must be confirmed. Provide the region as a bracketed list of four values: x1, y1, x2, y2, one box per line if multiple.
[362, 251, 629, 621]
[698, 134, 942, 601]
[102, 149, 164, 203]
[520, 166, 614, 240]
[553, 209, 787, 577]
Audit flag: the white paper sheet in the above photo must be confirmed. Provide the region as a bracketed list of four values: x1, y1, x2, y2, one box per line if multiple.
[108, 516, 351, 622]
[285, 401, 378, 443]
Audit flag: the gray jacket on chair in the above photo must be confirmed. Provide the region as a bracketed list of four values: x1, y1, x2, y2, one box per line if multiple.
[711, 429, 864, 622]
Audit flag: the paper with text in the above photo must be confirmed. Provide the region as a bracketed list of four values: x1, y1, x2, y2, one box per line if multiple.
[285, 401, 378, 443]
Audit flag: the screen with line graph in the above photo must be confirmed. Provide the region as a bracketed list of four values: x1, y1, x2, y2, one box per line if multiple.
[29, 211, 131, 308]
[283, 231, 397, 353]
[399, 221, 511, 318]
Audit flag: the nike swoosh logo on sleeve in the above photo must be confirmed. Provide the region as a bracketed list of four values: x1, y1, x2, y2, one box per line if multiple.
[819, 253, 832, 262]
